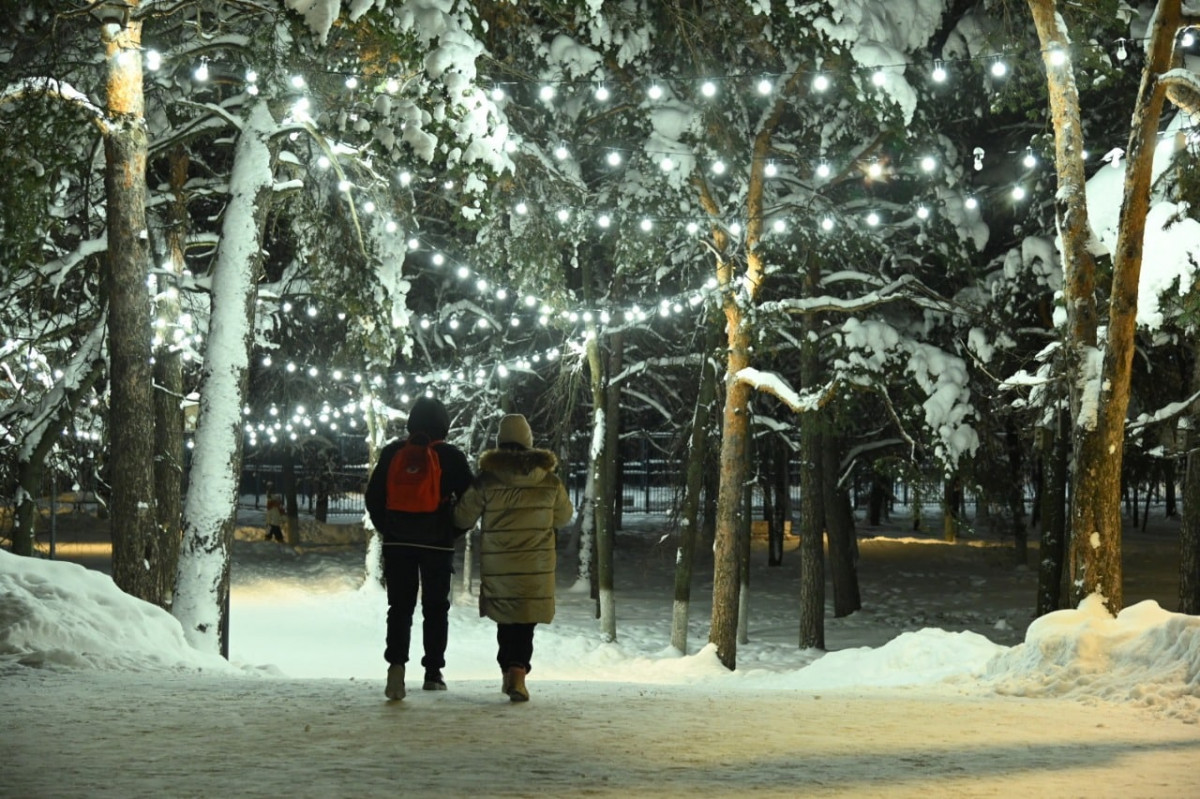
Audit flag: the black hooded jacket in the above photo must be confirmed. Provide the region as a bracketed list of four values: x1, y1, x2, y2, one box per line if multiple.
[364, 397, 473, 550]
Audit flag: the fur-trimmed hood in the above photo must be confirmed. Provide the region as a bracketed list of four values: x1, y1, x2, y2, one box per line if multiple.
[478, 447, 558, 481]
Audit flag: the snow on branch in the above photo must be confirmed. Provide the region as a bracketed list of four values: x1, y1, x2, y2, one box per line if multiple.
[1127, 388, 1200, 432]
[736, 367, 833, 412]
[759, 274, 953, 316]
[0, 78, 108, 134]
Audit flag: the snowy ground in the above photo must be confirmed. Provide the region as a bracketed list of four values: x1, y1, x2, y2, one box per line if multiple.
[2, 508, 1199, 798]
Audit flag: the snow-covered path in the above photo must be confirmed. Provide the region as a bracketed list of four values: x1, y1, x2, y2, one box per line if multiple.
[6, 670, 1199, 799]
[5, 511, 1200, 797]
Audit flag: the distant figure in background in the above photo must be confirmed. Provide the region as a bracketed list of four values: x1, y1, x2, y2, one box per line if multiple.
[265, 486, 285, 542]
[365, 396, 473, 701]
[453, 413, 573, 702]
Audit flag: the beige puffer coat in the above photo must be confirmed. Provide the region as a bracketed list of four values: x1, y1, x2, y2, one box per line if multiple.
[453, 447, 574, 624]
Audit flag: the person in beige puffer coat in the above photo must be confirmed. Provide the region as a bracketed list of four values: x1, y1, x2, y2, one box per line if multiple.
[453, 413, 574, 702]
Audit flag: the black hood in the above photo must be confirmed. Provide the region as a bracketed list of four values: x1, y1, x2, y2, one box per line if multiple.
[406, 396, 450, 440]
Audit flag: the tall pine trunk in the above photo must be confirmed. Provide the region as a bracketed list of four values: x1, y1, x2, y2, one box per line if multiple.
[102, 11, 162, 603]
[1029, 0, 1180, 611]
[174, 102, 277, 656]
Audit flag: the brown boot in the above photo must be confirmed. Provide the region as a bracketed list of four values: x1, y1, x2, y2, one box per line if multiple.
[501, 669, 512, 695]
[506, 666, 529, 702]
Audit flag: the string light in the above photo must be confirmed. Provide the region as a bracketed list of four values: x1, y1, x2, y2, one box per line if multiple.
[1023, 148, 1037, 169]
[594, 84, 609, 101]
[647, 83, 664, 100]
[812, 74, 830, 92]
[194, 58, 209, 82]
[990, 59, 1008, 78]
[1116, 39, 1128, 61]
[932, 60, 947, 83]
[701, 80, 717, 97]
[757, 78, 772, 94]
[145, 49, 161, 71]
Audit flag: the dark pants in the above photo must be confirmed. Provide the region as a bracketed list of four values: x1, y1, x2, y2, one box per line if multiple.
[382, 545, 454, 670]
[496, 622, 537, 674]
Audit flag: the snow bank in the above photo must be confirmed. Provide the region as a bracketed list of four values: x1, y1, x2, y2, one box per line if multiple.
[0, 550, 236, 674]
[981, 595, 1200, 720]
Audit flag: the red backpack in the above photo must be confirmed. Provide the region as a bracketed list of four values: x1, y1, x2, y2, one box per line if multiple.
[385, 436, 444, 513]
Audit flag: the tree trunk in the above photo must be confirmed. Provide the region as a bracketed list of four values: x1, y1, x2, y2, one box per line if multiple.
[797, 418, 826, 650]
[1005, 421, 1029, 565]
[585, 331, 616, 641]
[1029, 0, 1181, 612]
[152, 144, 189, 608]
[671, 317, 721, 653]
[174, 102, 277, 656]
[709, 311, 753, 667]
[1037, 410, 1070, 616]
[102, 12, 162, 603]
[1180, 348, 1200, 613]
[824, 434, 860, 617]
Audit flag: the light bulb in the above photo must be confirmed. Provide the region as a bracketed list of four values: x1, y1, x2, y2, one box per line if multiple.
[813, 74, 829, 92]
[1012, 186, 1027, 201]
[991, 60, 1007, 77]
[640, 218, 653, 232]
[701, 80, 717, 97]
[598, 214, 611, 228]
[145, 50, 161, 71]
[607, 151, 622, 166]
[345, 76, 358, 89]
[712, 160, 726, 175]
[816, 162, 831, 178]
[661, 157, 674, 171]
[539, 85, 555, 101]
[595, 84, 609, 101]
[647, 83, 663, 100]
[556, 208, 570, 222]
[917, 205, 930, 220]
[1117, 40, 1128, 61]
[821, 217, 834, 231]
[866, 212, 880, 226]
[965, 196, 979, 210]
[491, 86, 506, 102]
[764, 161, 777, 177]
[516, 201, 528, 214]
[921, 155, 936, 172]
[194, 60, 209, 82]
[932, 62, 947, 83]
[872, 70, 886, 87]
[1049, 47, 1067, 66]
[554, 145, 569, 160]
[290, 74, 305, 89]
[1023, 150, 1037, 169]
[757, 78, 772, 95]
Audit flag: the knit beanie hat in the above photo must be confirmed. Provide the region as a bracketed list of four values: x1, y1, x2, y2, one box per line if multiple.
[497, 414, 533, 449]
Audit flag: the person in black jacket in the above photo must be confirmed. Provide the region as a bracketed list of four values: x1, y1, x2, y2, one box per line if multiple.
[365, 396, 473, 700]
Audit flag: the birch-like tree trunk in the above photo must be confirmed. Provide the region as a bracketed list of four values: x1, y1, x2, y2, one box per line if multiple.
[585, 330, 616, 641]
[101, 9, 163, 603]
[174, 102, 278, 656]
[1028, 0, 1181, 610]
